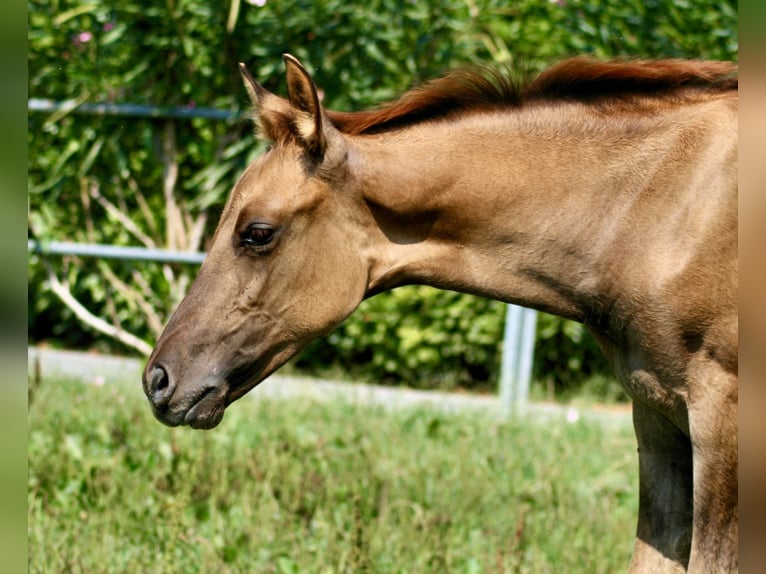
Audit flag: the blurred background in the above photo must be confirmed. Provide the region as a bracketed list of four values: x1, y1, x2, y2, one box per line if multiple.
[27, 0, 738, 401]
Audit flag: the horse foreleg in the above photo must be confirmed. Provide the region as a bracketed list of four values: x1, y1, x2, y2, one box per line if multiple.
[686, 374, 738, 573]
[629, 401, 694, 573]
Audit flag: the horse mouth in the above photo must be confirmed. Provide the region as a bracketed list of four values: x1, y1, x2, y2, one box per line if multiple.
[177, 365, 264, 430]
[149, 383, 228, 430]
[147, 355, 277, 430]
[182, 385, 227, 430]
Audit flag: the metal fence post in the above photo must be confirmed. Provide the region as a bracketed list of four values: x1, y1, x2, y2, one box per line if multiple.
[499, 304, 538, 416]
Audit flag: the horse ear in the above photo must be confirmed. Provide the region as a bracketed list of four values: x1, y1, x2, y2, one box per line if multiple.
[239, 62, 267, 107]
[239, 62, 293, 143]
[283, 54, 326, 158]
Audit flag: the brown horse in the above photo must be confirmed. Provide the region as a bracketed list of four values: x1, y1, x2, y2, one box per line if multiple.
[143, 55, 737, 572]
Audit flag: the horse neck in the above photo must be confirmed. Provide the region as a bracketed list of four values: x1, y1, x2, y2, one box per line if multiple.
[349, 96, 736, 323]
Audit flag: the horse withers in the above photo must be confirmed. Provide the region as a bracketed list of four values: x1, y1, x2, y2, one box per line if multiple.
[143, 55, 737, 572]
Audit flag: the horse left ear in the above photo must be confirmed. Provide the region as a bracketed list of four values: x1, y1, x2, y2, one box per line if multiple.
[239, 62, 268, 107]
[283, 54, 326, 158]
[239, 62, 293, 143]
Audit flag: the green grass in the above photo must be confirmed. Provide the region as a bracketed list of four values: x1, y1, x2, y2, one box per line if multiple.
[28, 378, 638, 573]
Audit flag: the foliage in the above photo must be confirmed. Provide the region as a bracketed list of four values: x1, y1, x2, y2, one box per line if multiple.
[29, 376, 638, 572]
[296, 286, 508, 391]
[28, 0, 738, 394]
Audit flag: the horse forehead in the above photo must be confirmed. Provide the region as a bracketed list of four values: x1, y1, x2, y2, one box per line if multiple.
[233, 149, 308, 204]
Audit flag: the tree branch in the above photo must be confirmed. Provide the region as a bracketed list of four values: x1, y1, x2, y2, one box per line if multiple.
[161, 120, 184, 250]
[45, 261, 153, 356]
[89, 180, 157, 248]
[98, 261, 165, 337]
[129, 176, 159, 237]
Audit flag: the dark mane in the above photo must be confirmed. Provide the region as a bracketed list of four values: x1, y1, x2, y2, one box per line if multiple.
[327, 57, 737, 136]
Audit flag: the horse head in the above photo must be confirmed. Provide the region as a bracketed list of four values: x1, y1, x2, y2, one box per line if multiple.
[142, 56, 367, 429]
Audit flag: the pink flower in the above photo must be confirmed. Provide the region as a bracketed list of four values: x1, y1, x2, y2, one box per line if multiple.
[77, 31, 93, 43]
[103, 22, 115, 32]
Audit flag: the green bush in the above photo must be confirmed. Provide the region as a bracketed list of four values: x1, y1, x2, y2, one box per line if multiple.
[28, 0, 737, 397]
[296, 287, 508, 391]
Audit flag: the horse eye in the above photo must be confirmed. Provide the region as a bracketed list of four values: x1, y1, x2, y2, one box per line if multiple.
[240, 223, 276, 250]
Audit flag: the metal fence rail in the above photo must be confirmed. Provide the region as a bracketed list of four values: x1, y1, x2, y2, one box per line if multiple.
[28, 98, 239, 121]
[28, 240, 206, 265]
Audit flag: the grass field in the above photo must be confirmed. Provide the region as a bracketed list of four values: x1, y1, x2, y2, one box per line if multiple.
[28, 377, 638, 573]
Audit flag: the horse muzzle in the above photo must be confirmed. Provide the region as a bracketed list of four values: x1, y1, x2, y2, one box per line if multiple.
[142, 362, 228, 430]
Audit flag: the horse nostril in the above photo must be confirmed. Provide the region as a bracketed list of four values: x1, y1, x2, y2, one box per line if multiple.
[145, 365, 174, 408]
[150, 365, 168, 392]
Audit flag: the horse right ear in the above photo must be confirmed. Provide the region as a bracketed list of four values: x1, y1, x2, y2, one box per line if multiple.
[239, 62, 291, 143]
